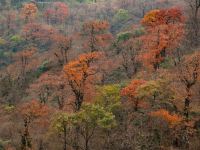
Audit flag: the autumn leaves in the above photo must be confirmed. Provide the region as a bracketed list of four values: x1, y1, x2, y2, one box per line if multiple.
[63, 52, 103, 111]
[140, 7, 185, 70]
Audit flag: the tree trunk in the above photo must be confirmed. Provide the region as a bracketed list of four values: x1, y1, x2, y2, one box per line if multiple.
[63, 125, 67, 150]
[184, 97, 190, 119]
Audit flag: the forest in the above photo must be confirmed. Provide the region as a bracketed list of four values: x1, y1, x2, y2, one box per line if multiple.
[0, 0, 200, 150]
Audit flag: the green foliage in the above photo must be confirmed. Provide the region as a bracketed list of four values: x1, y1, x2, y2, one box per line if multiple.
[95, 84, 121, 113]
[35, 60, 50, 78]
[0, 51, 4, 58]
[38, 60, 49, 72]
[114, 9, 129, 21]
[136, 79, 175, 106]
[133, 27, 145, 37]
[0, 139, 10, 150]
[51, 112, 73, 133]
[3, 104, 15, 113]
[3, 51, 13, 57]
[10, 35, 23, 43]
[136, 80, 161, 100]
[160, 57, 174, 69]
[75, 103, 116, 129]
[117, 31, 133, 42]
[0, 140, 4, 150]
[0, 38, 6, 46]
[51, 103, 116, 134]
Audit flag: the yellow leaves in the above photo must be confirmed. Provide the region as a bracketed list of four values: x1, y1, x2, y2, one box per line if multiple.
[141, 9, 160, 26]
[150, 109, 182, 126]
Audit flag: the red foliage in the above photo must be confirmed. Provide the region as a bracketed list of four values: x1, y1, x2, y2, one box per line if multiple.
[22, 23, 57, 44]
[20, 3, 38, 23]
[52, 34, 73, 65]
[44, 2, 69, 24]
[121, 79, 146, 111]
[140, 7, 185, 70]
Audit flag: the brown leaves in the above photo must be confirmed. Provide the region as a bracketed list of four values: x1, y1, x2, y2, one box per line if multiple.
[20, 100, 49, 120]
[83, 20, 110, 33]
[82, 20, 112, 52]
[44, 2, 69, 24]
[179, 51, 200, 89]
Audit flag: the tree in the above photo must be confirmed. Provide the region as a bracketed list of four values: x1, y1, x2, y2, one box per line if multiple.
[44, 2, 69, 25]
[22, 23, 57, 48]
[51, 112, 73, 150]
[72, 103, 116, 150]
[15, 47, 37, 80]
[140, 8, 185, 70]
[116, 30, 143, 78]
[1, 10, 17, 35]
[185, 0, 200, 47]
[51, 103, 116, 150]
[30, 72, 68, 109]
[136, 79, 175, 109]
[178, 51, 200, 119]
[121, 35, 141, 79]
[63, 52, 102, 111]
[95, 84, 121, 113]
[52, 34, 72, 66]
[82, 20, 112, 52]
[114, 9, 129, 22]
[29, 72, 54, 105]
[20, 2, 38, 23]
[121, 79, 146, 111]
[19, 100, 49, 150]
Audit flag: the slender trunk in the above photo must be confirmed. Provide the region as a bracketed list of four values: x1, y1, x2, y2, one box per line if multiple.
[63, 125, 67, 150]
[184, 97, 190, 119]
[184, 87, 191, 119]
[134, 100, 139, 111]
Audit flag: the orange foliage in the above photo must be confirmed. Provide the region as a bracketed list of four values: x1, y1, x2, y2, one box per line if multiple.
[20, 100, 49, 119]
[141, 8, 184, 27]
[121, 79, 146, 98]
[150, 109, 182, 126]
[121, 79, 146, 111]
[20, 3, 38, 22]
[19, 100, 50, 150]
[140, 7, 185, 70]
[64, 52, 103, 85]
[63, 52, 103, 111]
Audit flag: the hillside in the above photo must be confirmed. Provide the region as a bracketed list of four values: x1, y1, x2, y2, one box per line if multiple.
[0, 0, 200, 150]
